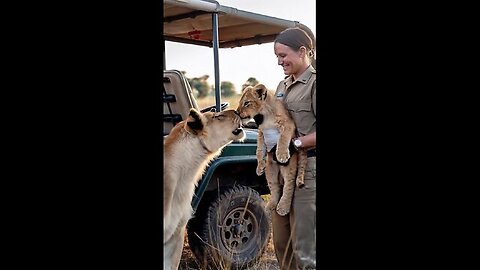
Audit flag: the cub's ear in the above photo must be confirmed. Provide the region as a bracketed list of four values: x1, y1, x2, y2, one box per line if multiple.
[254, 84, 267, 100]
[185, 108, 206, 135]
[242, 85, 253, 93]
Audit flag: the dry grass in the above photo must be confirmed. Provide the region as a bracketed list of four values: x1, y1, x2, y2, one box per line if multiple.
[179, 194, 279, 270]
[179, 223, 279, 270]
[196, 95, 242, 111]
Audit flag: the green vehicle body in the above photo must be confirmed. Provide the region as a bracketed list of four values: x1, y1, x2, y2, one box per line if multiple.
[190, 129, 268, 213]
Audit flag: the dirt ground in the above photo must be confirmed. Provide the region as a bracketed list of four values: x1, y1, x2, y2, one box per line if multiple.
[178, 227, 280, 270]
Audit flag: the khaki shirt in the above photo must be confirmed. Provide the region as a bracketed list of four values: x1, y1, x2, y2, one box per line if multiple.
[275, 65, 316, 136]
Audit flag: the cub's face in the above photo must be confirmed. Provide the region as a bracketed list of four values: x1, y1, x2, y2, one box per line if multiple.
[236, 84, 268, 125]
[186, 108, 245, 145]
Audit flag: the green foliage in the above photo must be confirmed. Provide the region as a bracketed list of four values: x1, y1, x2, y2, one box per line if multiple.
[187, 74, 210, 98]
[181, 71, 239, 99]
[241, 77, 259, 91]
[181, 71, 210, 98]
[220, 81, 236, 97]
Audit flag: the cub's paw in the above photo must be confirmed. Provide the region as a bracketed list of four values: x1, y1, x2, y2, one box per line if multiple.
[276, 197, 292, 216]
[296, 176, 305, 189]
[276, 205, 290, 216]
[256, 161, 266, 176]
[276, 149, 290, 163]
[266, 200, 277, 212]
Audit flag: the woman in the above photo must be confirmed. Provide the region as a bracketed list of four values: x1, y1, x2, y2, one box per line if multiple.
[272, 27, 317, 270]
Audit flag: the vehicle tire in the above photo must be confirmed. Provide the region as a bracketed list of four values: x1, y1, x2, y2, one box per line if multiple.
[187, 185, 270, 269]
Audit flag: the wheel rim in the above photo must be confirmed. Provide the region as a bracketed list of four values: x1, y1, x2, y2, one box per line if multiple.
[220, 206, 258, 254]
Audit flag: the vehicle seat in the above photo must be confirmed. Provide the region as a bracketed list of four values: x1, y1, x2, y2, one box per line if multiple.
[163, 70, 199, 136]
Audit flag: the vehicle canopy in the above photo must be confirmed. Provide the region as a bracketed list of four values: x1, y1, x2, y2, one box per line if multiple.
[163, 0, 313, 111]
[164, 0, 308, 48]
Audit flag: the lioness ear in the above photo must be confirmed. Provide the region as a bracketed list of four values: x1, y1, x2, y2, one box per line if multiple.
[254, 84, 267, 101]
[185, 108, 205, 135]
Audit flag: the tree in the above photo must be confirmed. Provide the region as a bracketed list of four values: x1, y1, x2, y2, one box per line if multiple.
[241, 77, 259, 91]
[220, 81, 236, 97]
[188, 75, 210, 98]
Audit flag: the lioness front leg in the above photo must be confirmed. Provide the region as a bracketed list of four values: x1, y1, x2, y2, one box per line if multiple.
[164, 224, 186, 270]
[256, 130, 266, 175]
[265, 154, 281, 212]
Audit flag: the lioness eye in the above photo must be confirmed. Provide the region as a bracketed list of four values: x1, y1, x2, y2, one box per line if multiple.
[244, 101, 250, 107]
[214, 115, 225, 120]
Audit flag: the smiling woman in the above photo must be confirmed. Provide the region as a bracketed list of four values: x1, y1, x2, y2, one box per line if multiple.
[274, 27, 316, 78]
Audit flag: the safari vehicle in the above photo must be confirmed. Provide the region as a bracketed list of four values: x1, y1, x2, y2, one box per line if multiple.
[163, 0, 313, 267]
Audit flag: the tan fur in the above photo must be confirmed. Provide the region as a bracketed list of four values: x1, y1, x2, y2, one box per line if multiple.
[163, 108, 245, 270]
[236, 84, 307, 216]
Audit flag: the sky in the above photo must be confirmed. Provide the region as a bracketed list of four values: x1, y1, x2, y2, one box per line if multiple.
[164, 0, 316, 92]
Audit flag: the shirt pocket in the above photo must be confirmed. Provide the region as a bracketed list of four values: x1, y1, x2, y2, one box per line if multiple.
[287, 102, 313, 134]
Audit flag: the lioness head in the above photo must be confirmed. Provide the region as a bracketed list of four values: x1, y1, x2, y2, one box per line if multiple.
[236, 84, 269, 125]
[184, 108, 245, 150]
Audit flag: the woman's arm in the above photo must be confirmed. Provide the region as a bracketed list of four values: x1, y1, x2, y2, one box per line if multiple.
[295, 132, 316, 149]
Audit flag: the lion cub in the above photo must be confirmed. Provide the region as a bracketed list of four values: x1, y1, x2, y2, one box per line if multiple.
[236, 84, 307, 216]
[163, 108, 245, 270]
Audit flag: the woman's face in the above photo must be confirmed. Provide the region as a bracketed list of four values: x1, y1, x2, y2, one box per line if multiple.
[274, 42, 304, 76]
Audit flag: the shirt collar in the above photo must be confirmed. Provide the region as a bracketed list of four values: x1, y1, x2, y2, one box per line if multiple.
[283, 65, 316, 88]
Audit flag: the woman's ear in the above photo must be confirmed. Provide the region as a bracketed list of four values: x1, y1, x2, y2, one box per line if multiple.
[299, 46, 308, 58]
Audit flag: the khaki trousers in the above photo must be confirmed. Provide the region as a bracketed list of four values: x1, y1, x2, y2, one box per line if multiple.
[272, 157, 316, 270]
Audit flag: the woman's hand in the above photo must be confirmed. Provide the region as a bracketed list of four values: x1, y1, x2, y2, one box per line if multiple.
[293, 132, 316, 149]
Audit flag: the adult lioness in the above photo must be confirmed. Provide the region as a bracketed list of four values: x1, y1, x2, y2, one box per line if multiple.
[163, 108, 245, 270]
[236, 84, 307, 216]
